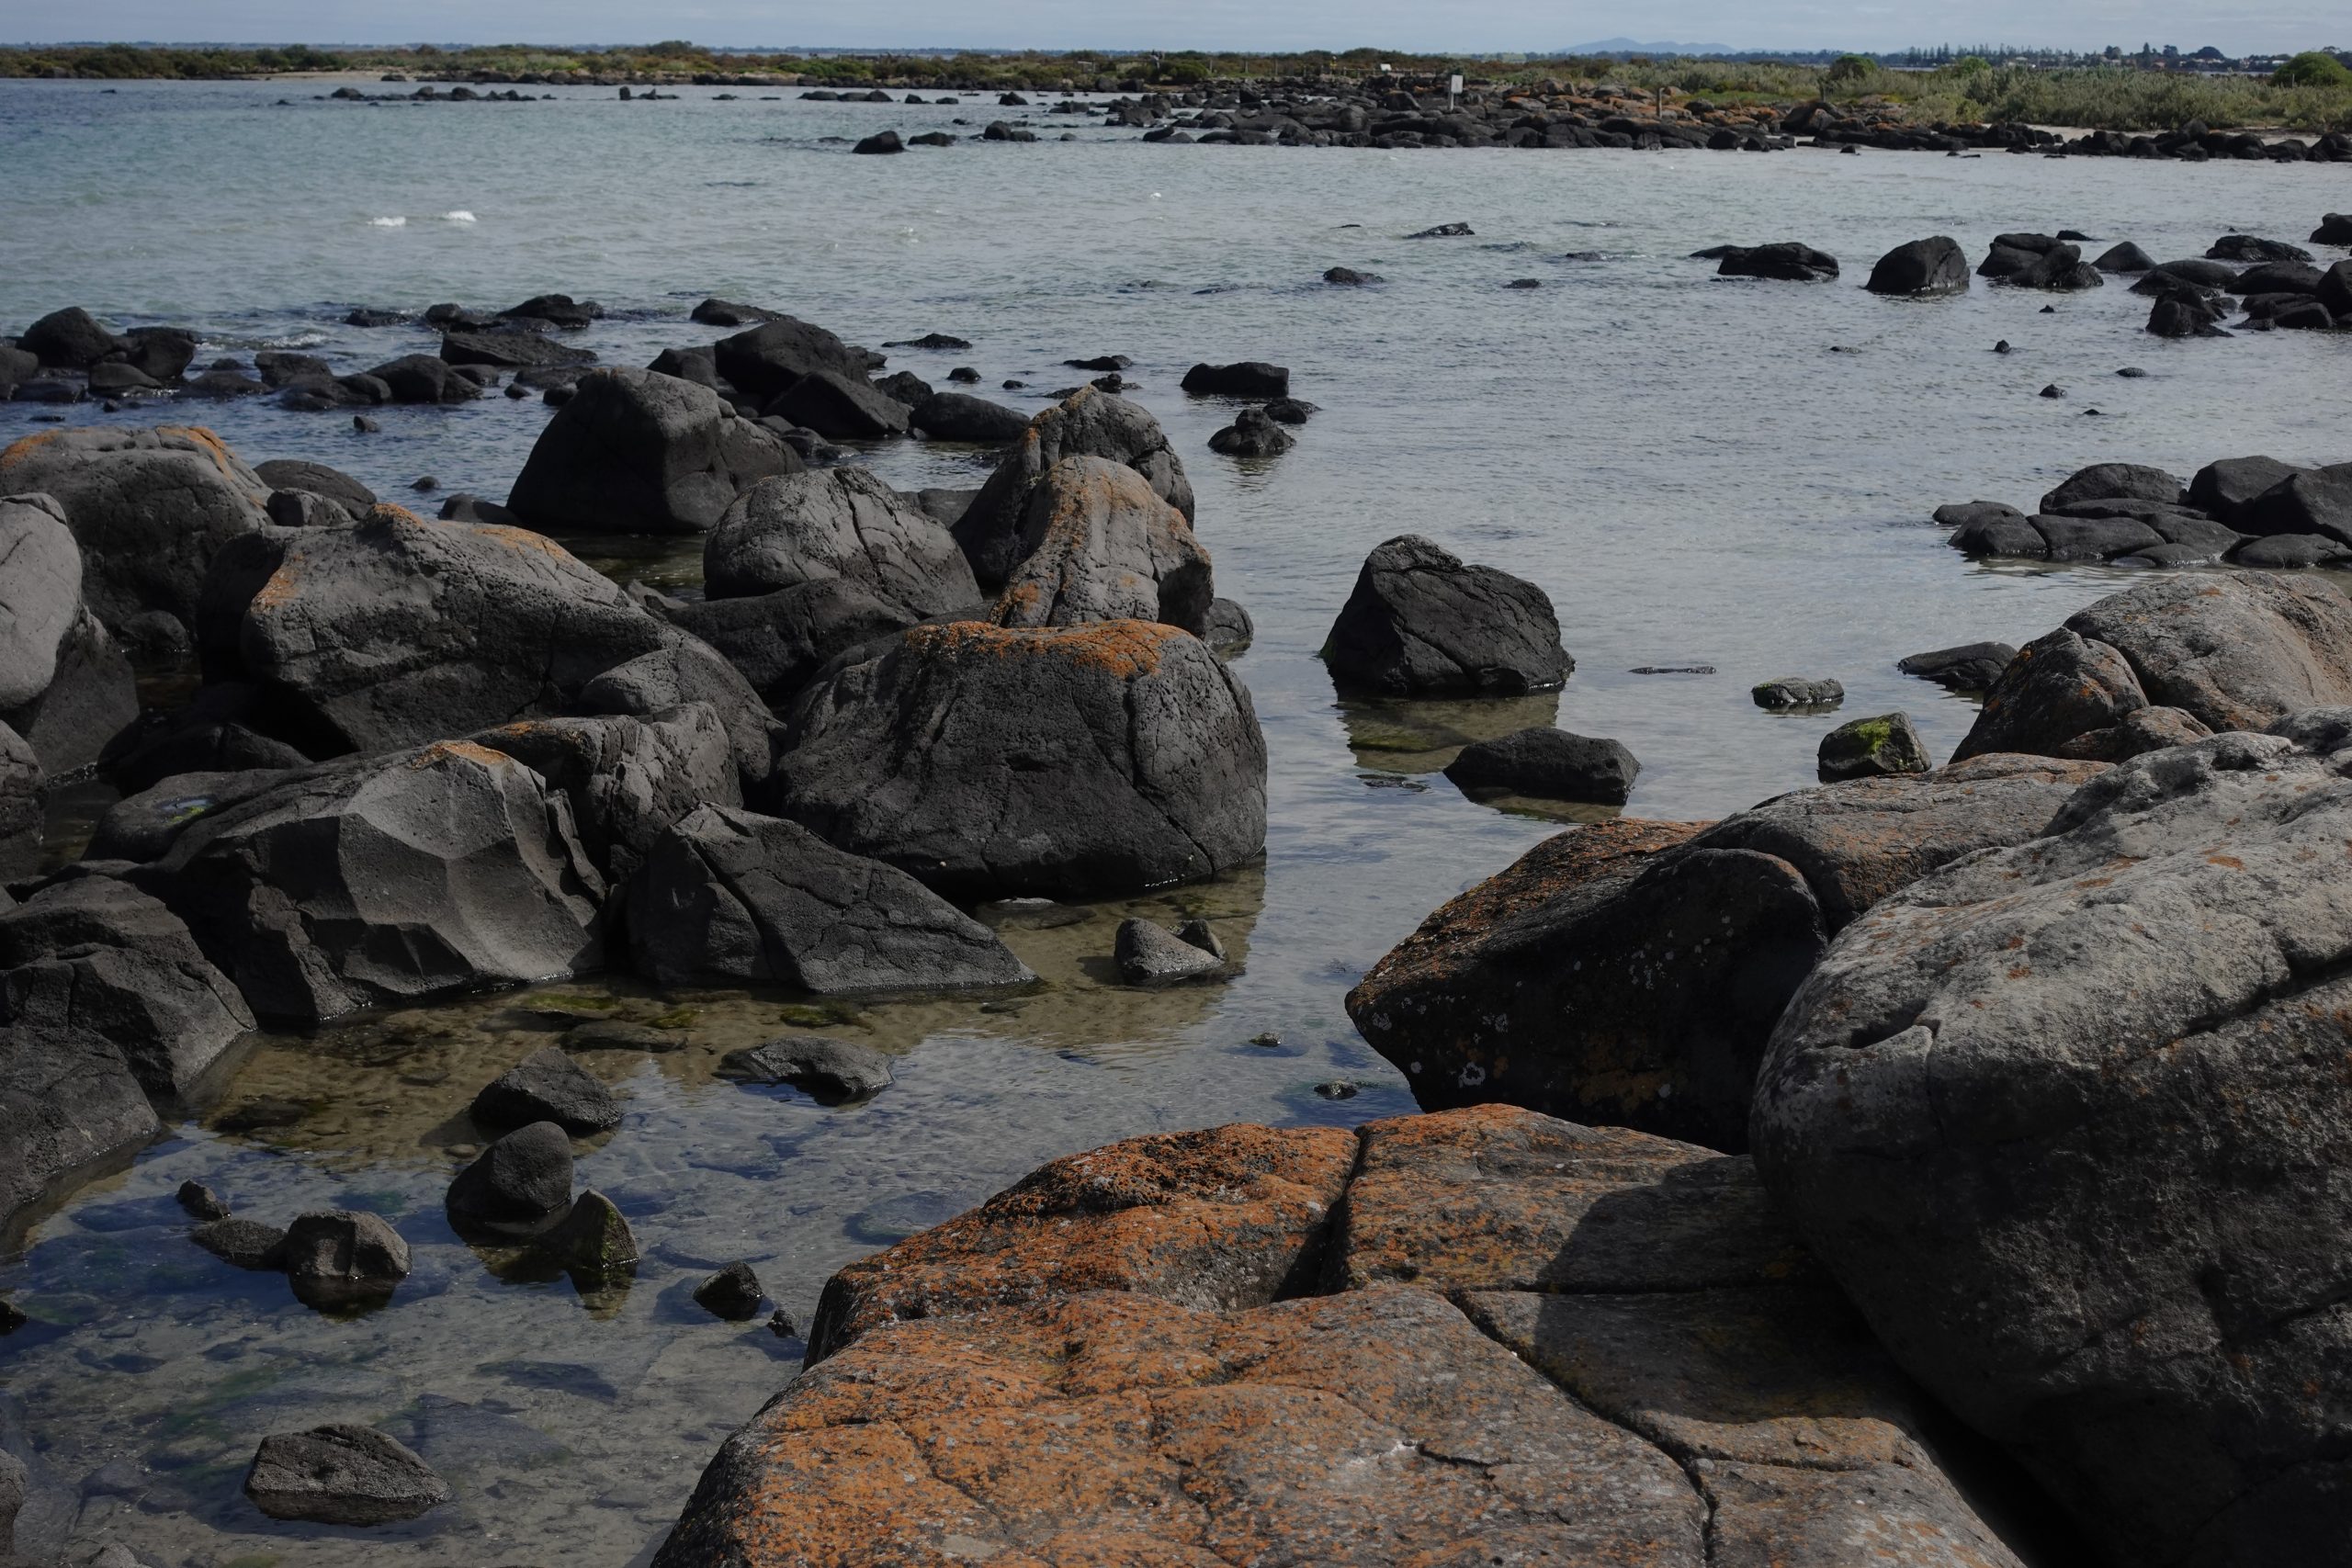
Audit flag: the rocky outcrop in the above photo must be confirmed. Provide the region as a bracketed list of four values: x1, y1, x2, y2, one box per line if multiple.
[953, 388, 1196, 587]
[989, 455, 1213, 636]
[0, 493, 136, 773]
[0, 426, 272, 637]
[505, 367, 799, 536]
[626, 805, 1032, 992]
[127, 740, 605, 1027]
[1323, 535, 1573, 696]
[664, 1106, 2036, 1568]
[777, 620, 1263, 898]
[1754, 729, 2352, 1565]
[1350, 756, 2104, 1149]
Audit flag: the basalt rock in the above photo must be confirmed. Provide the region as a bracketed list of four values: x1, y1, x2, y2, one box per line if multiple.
[0, 493, 136, 774]
[282, 1210, 411, 1309]
[445, 1120, 574, 1235]
[718, 1035, 896, 1102]
[711, 316, 873, 404]
[463, 706, 737, 885]
[2039, 462, 2185, 513]
[1181, 360, 1291, 398]
[763, 369, 910, 441]
[506, 367, 799, 536]
[1444, 727, 1640, 804]
[1898, 641, 2016, 690]
[0, 1026, 158, 1241]
[2188, 456, 2307, 525]
[1952, 628, 2149, 761]
[955, 388, 1196, 588]
[908, 391, 1030, 444]
[777, 620, 1265, 899]
[472, 1046, 621, 1136]
[363, 354, 482, 404]
[1717, 242, 1839, 282]
[989, 455, 1213, 637]
[244, 1426, 448, 1524]
[1206, 404, 1296, 457]
[1864, 235, 1969, 296]
[1324, 535, 1572, 697]
[1817, 711, 1930, 782]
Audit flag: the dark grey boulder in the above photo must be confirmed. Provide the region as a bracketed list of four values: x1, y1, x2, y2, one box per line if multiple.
[1181, 361, 1290, 398]
[244, 1425, 448, 1524]
[282, 1210, 412, 1309]
[852, 130, 903, 154]
[763, 369, 910, 440]
[2092, 241, 2156, 273]
[909, 392, 1030, 444]
[0, 876, 253, 1103]
[1717, 243, 1839, 282]
[191, 1216, 288, 1270]
[705, 468, 978, 608]
[440, 329, 595, 371]
[2209, 233, 2312, 264]
[0, 723, 35, 879]
[711, 316, 872, 402]
[1207, 405, 1295, 457]
[507, 367, 799, 536]
[2235, 467, 2352, 544]
[472, 1047, 620, 1136]
[1204, 597, 1253, 654]
[0, 426, 273, 637]
[563, 1019, 686, 1053]
[253, 459, 374, 519]
[177, 1178, 230, 1219]
[692, 298, 782, 328]
[2149, 256, 2241, 290]
[0, 493, 136, 773]
[18, 307, 115, 368]
[364, 354, 482, 403]
[127, 741, 605, 1028]
[1324, 266, 1383, 285]
[572, 637, 786, 793]
[777, 620, 1266, 899]
[1898, 642, 2015, 690]
[718, 1036, 895, 1101]
[2232, 533, 2350, 569]
[1323, 536, 1572, 697]
[695, 1261, 767, 1319]
[1752, 676, 1843, 709]
[1817, 712, 1930, 782]
[0, 1025, 157, 1239]
[1444, 728, 1640, 804]
[628, 804, 1031, 992]
[445, 1121, 574, 1235]
[989, 455, 1213, 637]
[2231, 259, 2324, 296]
[655, 583, 922, 709]
[1952, 628, 2147, 761]
[463, 706, 738, 884]
[2313, 214, 2352, 246]
[955, 388, 1196, 588]
[1753, 730, 2352, 1566]
[1113, 917, 1227, 986]
[1864, 237, 1967, 296]
[2038, 462, 2184, 513]
[2030, 513, 2164, 561]
[530, 1189, 639, 1279]
[96, 684, 311, 796]
[2069, 571, 2352, 729]
[873, 370, 933, 408]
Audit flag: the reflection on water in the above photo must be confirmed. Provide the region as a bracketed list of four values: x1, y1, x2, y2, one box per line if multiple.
[1338, 689, 1563, 775]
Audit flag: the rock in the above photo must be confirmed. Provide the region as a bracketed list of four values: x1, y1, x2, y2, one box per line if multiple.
[907, 391, 1028, 443]
[1443, 728, 1640, 804]
[1203, 596, 1253, 654]
[2048, 704, 2217, 761]
[704, 467, 978, 608]
[127, 741, 605, 1028]
[2188, 455, 2307, 525]
[1898, 641, 2015, 690]
[691, 298, 781, 328]
[445, 1121, 574, 1235]
[2150, 256, 2243, 290]
[95, 685, 311, 796]
[471, 1047, 621, 1136]
[1944, 502, 2048, 558]
[851, 130, 903, 154]
[1753, 730, 2352, 1565]
[1408, 220, 1475, 237]
[1752, 676, 1843, 708]
[711, 317, 872, 403]
[1864, 236, 1967, 295]
[0, 724, 36, 879]
[2236, 467, 2352, 543]
[506, 367, 798, 536]
[1718, 242, 1839, 281]
[777, 621, 1265, 898]
[1952, 628, 2148, 761]
[1264, 397, 1316, 424]
[439, 329, 595, 371]
[989, 455, 1213, 637]
[20, 308, 118, 368]
[2232, 259, 2324, 296]
[244, 1426, 448, 1524]
[1817, 712, 1930, 782]
[2039, 461, 2185, 513]
[882, 333, 972, 351]
[0, 426, 273, 637]
[175, 1179, 230, 1220]
[465, 707, 739, 884]
[253, 458, 374, 519]
[1323, 535, 1572, 697]
[1181, 361, 1290, 398]
[2030, 511, 2164, 561]
[1324, 265, 1383, 284]
[718, 1035, 895, 1102]
[2314, 213, 2352, 245]
[873, 369, 934, 408]
[2147, 295, 2228, 338]
[0, 1026, 158, 1238]
[628, 805, 1031, 992]
[282, 1210, 411, 1309]
[530, 1189, 638, 1278]
[0, 494, 136, 774]
[364, 358, 483, 410]
[2093, 240, 2158, 272]
[573, 639, 784, 792]
[1206, 404, 1295, 457]
[1114, 917, 1227, 985]
[190, 1216, 288, 1270]
[2231, 533, 2351, 569]
[0, 875, 254, 1104]
[2068, 572, 2352, 731]
[695, 1262, 766, 1319]
[763, 368, 910, 440]
[955, 388, 1196, 589]
[562, 1020, 685, 1053]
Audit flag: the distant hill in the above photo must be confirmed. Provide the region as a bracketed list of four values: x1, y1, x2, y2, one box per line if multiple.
[1559, 39, 1745, 57]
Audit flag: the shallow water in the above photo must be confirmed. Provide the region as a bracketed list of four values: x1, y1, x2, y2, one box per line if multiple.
[2, 78, 2348, 1565]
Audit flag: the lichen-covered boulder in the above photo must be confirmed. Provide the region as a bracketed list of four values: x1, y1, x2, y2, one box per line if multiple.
[1324, 535, 1572, 696]
[128, 740, 605, 1027]
[1816, 711, 1930, 782]
[627, 805, 1031, 992]
[989, 454, 1213, 636]
[1753, 730, 2352, 1565]
[777, 620, 1265, 898]
[505, 367, 800, 536]
[953, 388, 1196, 587]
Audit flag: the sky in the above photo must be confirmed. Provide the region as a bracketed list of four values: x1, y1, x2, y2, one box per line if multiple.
[0, 0, 2343, 55]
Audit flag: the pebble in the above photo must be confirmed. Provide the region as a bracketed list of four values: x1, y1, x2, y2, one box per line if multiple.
[1313, 1080, 1360, 1100]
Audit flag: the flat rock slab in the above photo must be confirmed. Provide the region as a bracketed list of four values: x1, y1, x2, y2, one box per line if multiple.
[244, 1424, 449, 1525]
[718, 1036, 895, 1102]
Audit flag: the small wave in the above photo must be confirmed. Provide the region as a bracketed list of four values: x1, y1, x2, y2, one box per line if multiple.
[442, 210, 477, 222]
[368, 215, 407, 227]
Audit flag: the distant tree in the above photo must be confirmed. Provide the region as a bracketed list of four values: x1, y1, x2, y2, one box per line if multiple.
[1951, 54, 1992, 75]
[1823, 53, 1875, 85]
[2271, 50, 2352, 86]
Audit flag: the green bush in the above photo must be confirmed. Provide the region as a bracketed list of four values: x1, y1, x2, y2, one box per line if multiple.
[2271, 51, 2352, 88]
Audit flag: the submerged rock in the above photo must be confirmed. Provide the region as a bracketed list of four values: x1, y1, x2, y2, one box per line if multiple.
[718, 1036, 895, 1102]
[445, 1121, 574, 1235]
[244, 1425, 449, 1525]
[1752, 675, 1843, 709]
[1206, 404, 1295, 457]
[695, 1262, 767, 1320]
[1865, 235, 1968, 296]
[1816, 711, 1930, 782]
[1897, 642, 2015, 690]
[471, 1047, 621, 1136]
[1323, 535, 1572, 697]
[531, 1189, 638, 1279]
[282, 1210, 411, 1309]
[191, 1216, 288, 1271]
[1113, 917, 1227, 986]
[1443, 727, 1640, 804]
[0, 1026, 159, 1240]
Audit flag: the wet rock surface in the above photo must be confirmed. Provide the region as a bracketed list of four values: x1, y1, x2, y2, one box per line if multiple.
[1324, 534, 1572, 697]
[244, 1424, 449, 1525]
[717, 1035, 895, 1102]
[470, 1046, 622, 1136]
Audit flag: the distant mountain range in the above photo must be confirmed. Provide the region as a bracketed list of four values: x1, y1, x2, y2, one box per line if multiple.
[1561, 38, 1745, 56]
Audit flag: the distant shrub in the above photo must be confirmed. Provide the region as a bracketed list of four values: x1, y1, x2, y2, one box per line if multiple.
[2271, 51, 2352, 88]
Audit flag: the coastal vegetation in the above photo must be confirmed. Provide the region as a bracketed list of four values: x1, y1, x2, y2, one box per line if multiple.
[2, 41, 2350, 130]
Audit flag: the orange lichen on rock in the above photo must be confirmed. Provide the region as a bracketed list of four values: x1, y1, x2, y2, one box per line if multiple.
[0, 429, 63, 469]
[407, 739, 514, 770]
[155, 425, 259, 491]
[904, 618, 1183, 682]
[805, 1122, 1358, 1361]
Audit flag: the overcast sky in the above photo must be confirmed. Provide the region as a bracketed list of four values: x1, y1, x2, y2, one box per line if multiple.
[4, 0, 2343, 54]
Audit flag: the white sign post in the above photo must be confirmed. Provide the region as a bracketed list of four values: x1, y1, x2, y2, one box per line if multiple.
[1449, 73, 1464, 107]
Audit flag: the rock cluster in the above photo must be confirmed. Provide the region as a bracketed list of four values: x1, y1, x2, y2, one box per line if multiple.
[1940, 456, 2352, 569]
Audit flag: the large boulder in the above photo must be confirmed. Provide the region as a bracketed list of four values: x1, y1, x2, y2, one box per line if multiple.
[18, 307, 116, 369]
[1865, 236, 1969, 296]
[1323, 535, 1572, 697]
[908, 391, 1030, 444]
[0, 493, 136, 773]
[763, 369, 910, 441]
[953, 388, 1196, 588]
[777, 620, 1265, 898]
[1180, 360, 1291, 397]
[127, 740, 605, 1027]
[0, 1026, 158, 1240]
[0, 723, 39, 878]
[2038, 462, 2185, 513]
[464, 706, 739, 884]
[1753, 730, 2352, 1565]
[2188, 455, 2307, 525]
[0, 426, 273, 637]
[0, 876, 252, 1104]
[627, 805, 1031, 992]
[364, 354, 481, 404]
[1951, 629, 2148, 761]
[989, 455, 1213, 636]
[2234, 465, 2352, 544]
[1443, 727, 1640, 804]
[505, 367, 799, 536]
[1350, 757, 2105, 1150]
[711, 316, 873, 403]
[703, 467, 978, 609]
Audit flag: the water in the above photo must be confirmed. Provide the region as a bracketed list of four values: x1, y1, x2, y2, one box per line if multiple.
[2, 78, 2347, 1566]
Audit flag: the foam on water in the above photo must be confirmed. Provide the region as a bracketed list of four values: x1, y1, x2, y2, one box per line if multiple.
[368, 214, 406, 227]
[443, 209, 477, 222]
